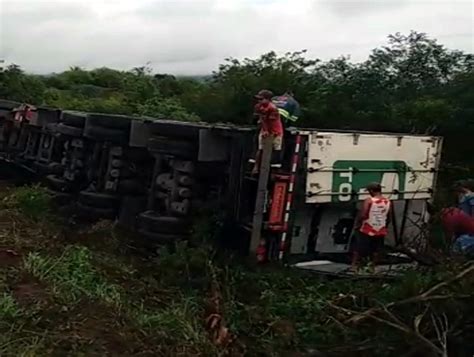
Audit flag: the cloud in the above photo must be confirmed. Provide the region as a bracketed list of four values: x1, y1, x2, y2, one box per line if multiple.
[0, 0, 472, 74]
[136, 0, 216, 19]
[319, 0, 409, 16]
[2, 2, 92, 21]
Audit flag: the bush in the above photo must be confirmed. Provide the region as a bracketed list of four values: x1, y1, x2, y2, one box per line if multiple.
[2, 185, 51, 220]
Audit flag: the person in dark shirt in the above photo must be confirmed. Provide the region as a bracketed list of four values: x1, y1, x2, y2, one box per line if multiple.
[271, 91, 301, 127]
[453, 180, 474, 217]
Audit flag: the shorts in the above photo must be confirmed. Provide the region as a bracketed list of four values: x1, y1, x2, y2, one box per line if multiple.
[258, 133, 282, 151]
[354, 232, 385, 258]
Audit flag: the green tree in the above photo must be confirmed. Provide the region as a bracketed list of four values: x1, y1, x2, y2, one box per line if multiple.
[1, 31, 472, 171]
[190, 51, 317, 123]
[138, 97, 199, 122]
[0, 65, 46, 103]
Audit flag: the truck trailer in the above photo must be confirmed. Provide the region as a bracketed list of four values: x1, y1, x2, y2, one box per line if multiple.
[0, 102, 443, 267]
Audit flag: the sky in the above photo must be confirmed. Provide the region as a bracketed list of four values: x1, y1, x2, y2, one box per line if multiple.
[0, 0, 473, 75]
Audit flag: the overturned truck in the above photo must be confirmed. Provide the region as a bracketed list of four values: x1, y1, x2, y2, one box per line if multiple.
[0, 100, 443, 264]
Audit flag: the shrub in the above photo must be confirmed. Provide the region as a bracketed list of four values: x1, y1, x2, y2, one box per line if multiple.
[2, 185, 51, 220]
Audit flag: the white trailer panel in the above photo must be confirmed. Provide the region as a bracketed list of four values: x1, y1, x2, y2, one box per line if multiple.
[304, 132, 442, 204]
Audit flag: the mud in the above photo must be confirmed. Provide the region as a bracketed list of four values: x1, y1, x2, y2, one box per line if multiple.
[0, 248, 21, 267]
[53, 302, 158, 356]
[12, 276, 49, 306]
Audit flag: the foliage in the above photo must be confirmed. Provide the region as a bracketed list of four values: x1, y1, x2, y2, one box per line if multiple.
[0, 64, 46, 103]
[0, 293, 22, 320]
[24, 246, 122, 305]
[138, 96, 200, 121]
[0, 195, 472, 355]
[132, 296, 211, 348]
[1, 32, 472, 169]
[155, 242, 211, 288]
[2, 185, 51, 220]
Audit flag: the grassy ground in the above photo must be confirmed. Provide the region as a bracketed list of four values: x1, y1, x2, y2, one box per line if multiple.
[0, 184, 473, 356]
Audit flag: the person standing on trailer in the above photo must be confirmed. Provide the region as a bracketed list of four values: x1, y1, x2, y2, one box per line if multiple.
[251, 89, 283, 175]
[271, 91, 301, 129]
[352, 182, 391, 272]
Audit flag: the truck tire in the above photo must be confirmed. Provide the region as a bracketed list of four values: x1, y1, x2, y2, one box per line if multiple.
[47, 190, 74, 207]
[137, 229, 185, 244]
[117, 196, 147, 229]
[45, 174, 70, 192]
[57, 123, 83, 138]
[34, 162, 60, 175]
[76, 203, 117, 220]
[87, 113, 132, 130]
[147, 137, 196, 159]
[137, 211, 190, 234]
[79, 191, 119, 208]
[84, 126, 129, 144]
[61, 111, 86, 127]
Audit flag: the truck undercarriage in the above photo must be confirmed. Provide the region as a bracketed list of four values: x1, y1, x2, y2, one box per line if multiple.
[0, 100, 443, 273]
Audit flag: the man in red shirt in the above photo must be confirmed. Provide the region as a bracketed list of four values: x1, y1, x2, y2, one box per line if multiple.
[251, 89, 284, 175]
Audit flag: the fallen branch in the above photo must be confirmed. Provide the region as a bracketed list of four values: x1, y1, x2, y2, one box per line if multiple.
[344, 263, 474, 325]
[329, 302, 444, 356]
[369, 313, 444, 356]
[421, 263, 474, 297]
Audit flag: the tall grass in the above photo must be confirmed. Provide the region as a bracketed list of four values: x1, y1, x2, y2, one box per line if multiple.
[0, 293, 21, 320]
[24, 246, 122, 306]
[2, 185, 51, 220]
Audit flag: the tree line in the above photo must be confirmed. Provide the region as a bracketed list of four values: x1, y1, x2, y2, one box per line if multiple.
[0, 31, 473, 169]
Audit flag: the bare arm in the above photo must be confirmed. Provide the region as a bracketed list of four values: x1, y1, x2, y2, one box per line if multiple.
[356, 198, 371, 228]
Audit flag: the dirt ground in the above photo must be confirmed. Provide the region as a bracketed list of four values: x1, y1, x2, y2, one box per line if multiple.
[0, 181, 473, 356]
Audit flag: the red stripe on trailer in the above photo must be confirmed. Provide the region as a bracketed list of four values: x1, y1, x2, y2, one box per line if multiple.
[292, 155, 299, 167]
[279, 134, 302, 260]
[268, 181, 287, 227]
